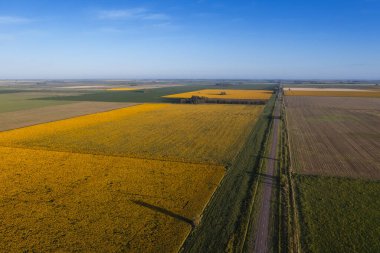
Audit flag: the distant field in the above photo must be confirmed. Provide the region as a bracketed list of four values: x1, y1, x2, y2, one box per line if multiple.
[107, 87, 141, 91]
[284, 88, 380, 97]
[0, 83, 281, 252]
[107, 84, 184, 91]
[0, 103, 263, 165]
[0, 100, 266, 252]
[296, 175, 380, 253]
[0, 101, 135, 131]
[164, 89, 273, 100]
[36, 85, 208, 103]
[286, 96, 380, 179]
[35, 85, 276, 103]
[0, 92, 75, 113]
[0, 146, 224, 252]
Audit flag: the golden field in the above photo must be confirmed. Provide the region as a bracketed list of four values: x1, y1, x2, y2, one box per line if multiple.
[163, 89, 273, 100]
[0, 146, 225, 252]
[0, 103, 263, 165]
[284, 90, 380, 97]
[0, 102, 265, 252]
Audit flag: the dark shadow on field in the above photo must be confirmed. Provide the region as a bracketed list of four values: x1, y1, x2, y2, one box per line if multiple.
[265, 115, 281, 120]
[131, 200, 195, 227]
[244, 170, 277, 186]
[253, 154, 279, 161]
[255, 172, 277, 180]
[256, 173, 277, 187]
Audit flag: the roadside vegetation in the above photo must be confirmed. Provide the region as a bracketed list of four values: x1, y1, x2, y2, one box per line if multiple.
[182, 95, 275, 252]
[275, 93, 301, 253]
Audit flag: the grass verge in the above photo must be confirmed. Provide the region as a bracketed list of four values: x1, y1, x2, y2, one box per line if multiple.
[181, 95, 276, 252]
[241, 98, 276, 252]
[279, 96, 301, 253]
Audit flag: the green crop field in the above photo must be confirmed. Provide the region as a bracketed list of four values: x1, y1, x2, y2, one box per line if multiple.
[35, 84, 277, 103]
[296, 175, 380, 253]
[0, 92, 75, 113]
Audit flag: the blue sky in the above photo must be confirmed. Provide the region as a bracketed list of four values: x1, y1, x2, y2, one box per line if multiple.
[0, 0, 379, 79]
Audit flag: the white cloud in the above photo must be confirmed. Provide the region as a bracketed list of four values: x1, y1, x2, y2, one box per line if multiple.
[0, 16, 31, 25]
[98, 8, 169, 21]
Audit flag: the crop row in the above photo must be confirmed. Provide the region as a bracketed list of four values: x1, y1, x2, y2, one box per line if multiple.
[0, 103, 264, 165]
[0, 146, 224, 252]
[285, 96, 380, 179]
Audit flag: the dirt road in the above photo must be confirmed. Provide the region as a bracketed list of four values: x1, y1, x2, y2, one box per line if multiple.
[253, 93, 280, 253]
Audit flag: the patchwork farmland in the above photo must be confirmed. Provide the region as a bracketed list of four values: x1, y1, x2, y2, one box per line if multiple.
[0, 101, 135, 131]
[2, 1, 379, 252]
[0, 104, 264, 164]
[164, 89, 273, 100]
[2, 81, 379, 253]
[0, 85, 271, 253]
[282, 90, 380, 253]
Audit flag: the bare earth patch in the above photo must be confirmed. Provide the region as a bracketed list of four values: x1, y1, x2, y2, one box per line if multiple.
[0, 102, 136, 131]
[285, 96, 380, 179]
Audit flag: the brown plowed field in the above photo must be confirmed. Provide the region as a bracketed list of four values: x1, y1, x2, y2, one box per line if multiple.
[0, 102, 135, 131]
[284, 90, 380, 98]
[285, 96, 380, 179]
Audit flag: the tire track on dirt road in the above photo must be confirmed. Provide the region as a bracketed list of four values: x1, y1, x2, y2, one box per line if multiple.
[252, 93, 280, 253]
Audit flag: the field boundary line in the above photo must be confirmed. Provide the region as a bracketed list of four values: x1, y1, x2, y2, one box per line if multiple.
[240, 94, 276, 252]
[0, 145, 226, 169]
[0, 102, 141, 133]
[178, 162, 230, 252]
[178, 97, 273, 250]
[282, 96, 301, 253]
[180, 94, 277, 252]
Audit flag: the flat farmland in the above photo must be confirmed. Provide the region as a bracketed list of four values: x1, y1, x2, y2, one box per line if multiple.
[296, 175, 380, 253]
[285, 96, 380, 179]
[163, 89, 273, 100]
[0, 102, 265, 252]
[0, 101, 136, 131]
[284, 88, 380, 98]
[0, 92, 75, 113]
[0, 146, 224, 252]
[0, 103, 264, 165]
